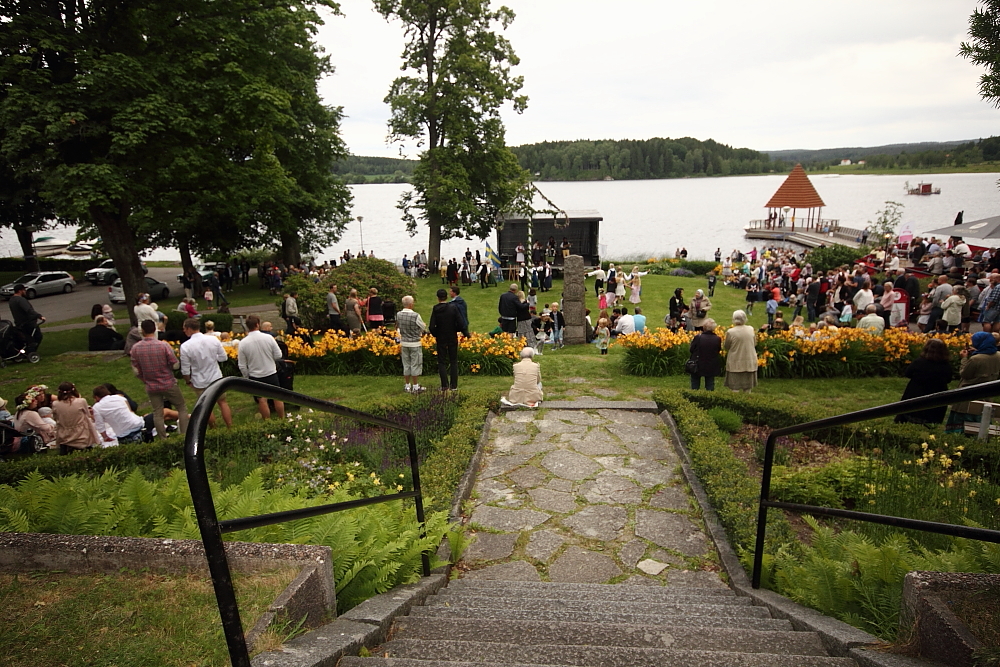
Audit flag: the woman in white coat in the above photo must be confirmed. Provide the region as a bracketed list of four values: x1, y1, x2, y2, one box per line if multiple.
[723, 310, 759, 393]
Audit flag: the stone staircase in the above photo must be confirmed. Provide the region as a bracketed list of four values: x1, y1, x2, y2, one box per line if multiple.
[340, 578, 857, 667]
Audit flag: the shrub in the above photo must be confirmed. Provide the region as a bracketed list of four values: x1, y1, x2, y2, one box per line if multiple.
[707, 407, 742, 433]
[805, 243, 871, 273]
[282, 258, 416, 329]
[652, 389, 793, 559]
[670, 268, 695, 277]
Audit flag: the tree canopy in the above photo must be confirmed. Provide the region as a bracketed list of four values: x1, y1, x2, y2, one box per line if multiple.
[0, 0, 352, 320]
[376, 0, 530, 265]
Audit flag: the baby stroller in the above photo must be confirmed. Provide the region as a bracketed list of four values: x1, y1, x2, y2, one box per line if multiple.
[0, 320, 41, 367]
[0, 420, 44, 460]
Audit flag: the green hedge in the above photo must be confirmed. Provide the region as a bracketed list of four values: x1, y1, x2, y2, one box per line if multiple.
[0, 420, 296, 486]
[420, 389, 500, 514]
[652, 389, 793, 563]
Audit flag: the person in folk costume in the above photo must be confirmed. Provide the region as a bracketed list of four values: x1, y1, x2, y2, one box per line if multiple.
[543, 262, 554, 292]
[518, 263, 529, 292]
[515, 242, 526, 264]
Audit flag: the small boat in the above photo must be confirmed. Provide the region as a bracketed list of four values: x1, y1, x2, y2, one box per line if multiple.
[905, 182, 941, 195]
[32, 236, 72, 250]
[61, 243, 97, 256]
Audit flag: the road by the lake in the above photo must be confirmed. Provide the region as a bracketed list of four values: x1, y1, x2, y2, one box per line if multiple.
[0, 267, 183, 328]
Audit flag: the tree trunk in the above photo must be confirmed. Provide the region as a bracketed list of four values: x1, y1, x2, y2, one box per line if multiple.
[14, 225, 40, 273]
[90, 204, 145, 327]
[179, 239, 203, 299]
[427, 215, 442, 271]
[279, 229, 301, 267]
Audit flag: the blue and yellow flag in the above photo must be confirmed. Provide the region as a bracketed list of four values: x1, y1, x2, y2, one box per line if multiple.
[485, 242, 501, 270]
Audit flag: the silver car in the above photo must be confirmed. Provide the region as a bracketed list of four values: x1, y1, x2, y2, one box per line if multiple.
[108, 277, 170, 304]
[0, 272, 76, 299]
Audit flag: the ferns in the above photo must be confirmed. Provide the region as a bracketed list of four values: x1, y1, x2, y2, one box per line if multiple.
[0, 467, 452, 613]
[771, 516, 1000, 640]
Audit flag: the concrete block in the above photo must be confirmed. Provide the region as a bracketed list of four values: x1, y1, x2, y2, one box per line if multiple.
[251, 619, 378, 667]
[338, 574, 447, 641]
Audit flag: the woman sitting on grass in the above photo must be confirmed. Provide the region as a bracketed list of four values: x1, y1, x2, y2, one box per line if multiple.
[503, 347, 543, 408]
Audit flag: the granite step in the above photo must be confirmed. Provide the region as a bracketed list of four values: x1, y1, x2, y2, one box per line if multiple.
[368, 639, 859, 667]
[408, 605, 795, 631]
[446, 578, 732, 594]
[436, 589, 750, 606]
[441, 579, 737, 601]
[423, 596, 771, 618]
[391, 617, 829, 655]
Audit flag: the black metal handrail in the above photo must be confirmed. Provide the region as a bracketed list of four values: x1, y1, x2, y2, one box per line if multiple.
[752, 379, 1000, 589]
[184, 377, 430, 667]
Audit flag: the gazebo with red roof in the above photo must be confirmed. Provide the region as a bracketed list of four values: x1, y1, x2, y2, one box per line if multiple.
[763, 164, 826, 232]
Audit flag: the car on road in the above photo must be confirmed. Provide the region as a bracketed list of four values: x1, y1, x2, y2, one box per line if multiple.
[84, 259, 148, 285]
[176, 263, 223, 284]
[108, 277, 170, 304]
[0, 272, 76, 300]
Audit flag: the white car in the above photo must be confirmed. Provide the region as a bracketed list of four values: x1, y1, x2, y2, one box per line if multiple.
[108, 277, 170, 304]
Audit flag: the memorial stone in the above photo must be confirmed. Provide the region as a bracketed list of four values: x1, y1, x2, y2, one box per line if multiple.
[562, 254, 586, 344]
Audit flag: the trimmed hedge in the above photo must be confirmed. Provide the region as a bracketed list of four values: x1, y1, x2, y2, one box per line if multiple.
[0, 420, 296, 486]
[420, 389, 500, 514]
[678, 390, 1000, 480]
[653, 389, 794, 563]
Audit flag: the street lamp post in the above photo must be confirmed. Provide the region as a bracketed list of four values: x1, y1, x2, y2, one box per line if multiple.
[357, 216, 364, 254]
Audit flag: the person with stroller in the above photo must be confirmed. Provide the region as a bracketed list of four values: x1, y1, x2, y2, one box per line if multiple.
[8, 284, 45, 352]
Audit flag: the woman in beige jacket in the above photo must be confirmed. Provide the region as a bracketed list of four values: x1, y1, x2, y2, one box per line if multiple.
[506, 347, 543, 407]
[723, 309, 759, 393]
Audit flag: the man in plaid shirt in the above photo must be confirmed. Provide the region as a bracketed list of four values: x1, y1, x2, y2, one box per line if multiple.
[981, 273, 1000, 333]
[396, 295, 426, 393]
[130, 319, 188, 439]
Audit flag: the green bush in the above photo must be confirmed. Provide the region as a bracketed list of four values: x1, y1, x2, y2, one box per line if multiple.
[804, 243, 871, 273]
[707, 407, 742, 433]
[420, 389, 500, 514]
[282, 258, 416, 329]
[652, 389, 793, 560]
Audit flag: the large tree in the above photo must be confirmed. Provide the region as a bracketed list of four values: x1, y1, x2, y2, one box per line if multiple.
[961, 0, 1000, 107]
[375, 0, 530, 265]
[0, 0, 351, 322]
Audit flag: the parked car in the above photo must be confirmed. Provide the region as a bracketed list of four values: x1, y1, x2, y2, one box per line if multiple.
[84, 259, 148, 285]
[108, 277, 169, 304]
[176, 263, 222, 285]
[0, 272, 76, 299]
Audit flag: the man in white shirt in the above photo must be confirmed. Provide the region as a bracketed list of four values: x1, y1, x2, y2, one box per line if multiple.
[92, 385, 152, 444]
[614, 307, 636, 335]
[181, 318, 232, 428]
[238, 314, 286, 419]
[857, 305, 885, 335]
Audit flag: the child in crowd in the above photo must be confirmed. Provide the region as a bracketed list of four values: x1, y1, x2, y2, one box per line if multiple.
[765, 294, 778, 326]
[36, 406, 57, 429]
[595, 318, 611, 355]
[527, 288, 537, 311]
[550, 303, 565, 349]
[598, 289, 607, 310]
[0, 397, 11, 421]
[917, 295, 933, 328]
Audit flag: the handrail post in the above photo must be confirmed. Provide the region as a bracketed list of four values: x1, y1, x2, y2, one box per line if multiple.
[406, 430, 431, 576]
[185, 397, 251, 667]
[752, 432, 779, 589]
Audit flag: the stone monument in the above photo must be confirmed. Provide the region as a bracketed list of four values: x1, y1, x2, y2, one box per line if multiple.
[562, 255, 587, 344]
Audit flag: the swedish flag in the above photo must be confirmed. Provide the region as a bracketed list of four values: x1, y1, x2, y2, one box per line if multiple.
[485, 242, 502, 270]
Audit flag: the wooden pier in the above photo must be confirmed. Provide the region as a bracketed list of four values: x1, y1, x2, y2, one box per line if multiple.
[744, 219, 864, 249]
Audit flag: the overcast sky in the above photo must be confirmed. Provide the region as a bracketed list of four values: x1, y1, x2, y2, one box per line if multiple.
[315, 0, 994, 158]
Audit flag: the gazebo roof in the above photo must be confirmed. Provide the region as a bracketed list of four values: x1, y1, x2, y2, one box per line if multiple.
[765, 164, 825, 209]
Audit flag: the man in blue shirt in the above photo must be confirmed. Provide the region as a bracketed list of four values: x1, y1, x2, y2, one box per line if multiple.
[633, 307, 647, 333]
[449, 286, 469, 332]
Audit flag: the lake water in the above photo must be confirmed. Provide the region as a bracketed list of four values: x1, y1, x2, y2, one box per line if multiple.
[4, 172, 998, 263]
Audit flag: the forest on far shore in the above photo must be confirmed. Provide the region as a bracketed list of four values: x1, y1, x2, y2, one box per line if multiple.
[332, 136, 1000, 183]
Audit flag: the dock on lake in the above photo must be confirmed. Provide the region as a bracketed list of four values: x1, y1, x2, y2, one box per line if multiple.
[744, 219, 864, 249]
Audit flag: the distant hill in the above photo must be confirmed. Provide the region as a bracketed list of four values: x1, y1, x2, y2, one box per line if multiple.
[765, 141, 975, 164]
[336, 137, 997, 182]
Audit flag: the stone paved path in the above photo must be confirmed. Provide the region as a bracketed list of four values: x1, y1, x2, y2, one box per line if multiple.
[458, 408, 722, 587]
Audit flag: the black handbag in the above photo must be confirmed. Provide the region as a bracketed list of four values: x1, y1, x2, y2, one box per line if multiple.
[685, 355, 699, 375]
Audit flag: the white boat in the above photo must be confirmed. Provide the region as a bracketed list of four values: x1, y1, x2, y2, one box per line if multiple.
[33, 236, 72, 250]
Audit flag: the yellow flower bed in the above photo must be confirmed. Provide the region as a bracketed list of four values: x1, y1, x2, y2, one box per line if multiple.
[619, 326, 971, 378]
